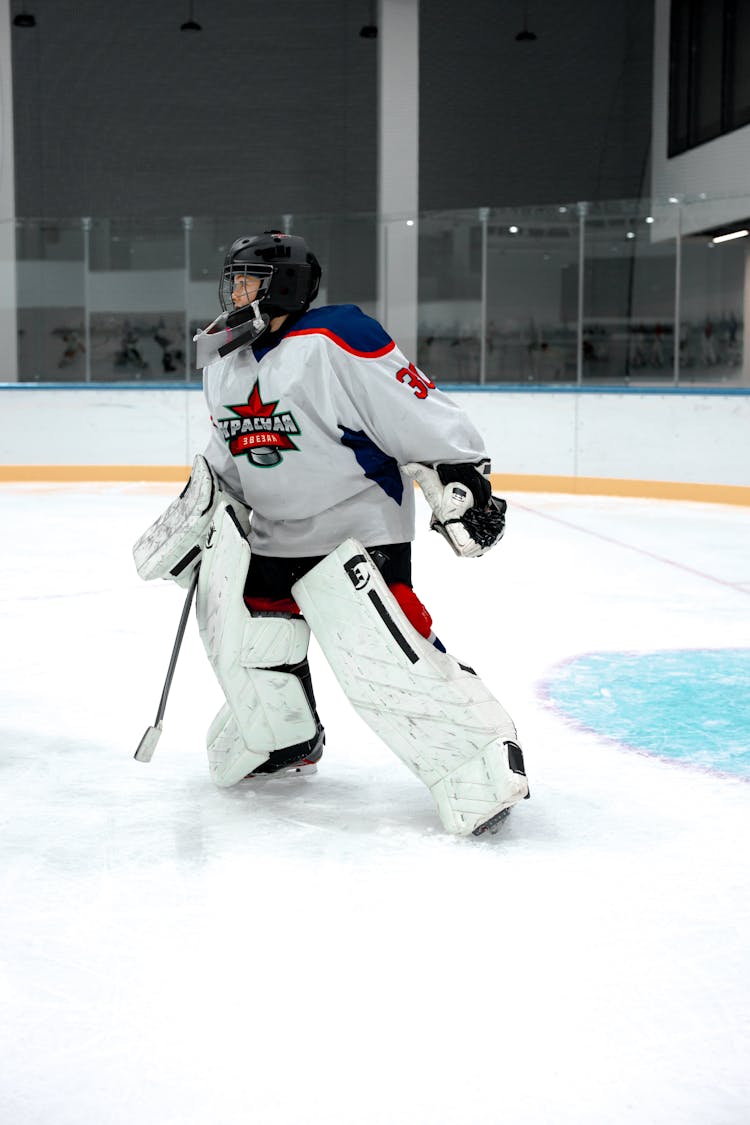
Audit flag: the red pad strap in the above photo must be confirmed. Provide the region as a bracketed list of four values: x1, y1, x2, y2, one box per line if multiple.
[388, 582, 433, 639]
[245, 583, 433, 639]
[245, 595, 301, 615]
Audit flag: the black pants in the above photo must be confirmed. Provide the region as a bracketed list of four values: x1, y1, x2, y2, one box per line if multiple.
[244, 541, 412, 602]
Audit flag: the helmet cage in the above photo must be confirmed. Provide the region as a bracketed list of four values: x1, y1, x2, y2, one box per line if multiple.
[219, 262, 274, 315]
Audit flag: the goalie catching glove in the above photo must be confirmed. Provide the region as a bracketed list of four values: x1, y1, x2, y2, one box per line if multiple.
[402, 459, 506, 558]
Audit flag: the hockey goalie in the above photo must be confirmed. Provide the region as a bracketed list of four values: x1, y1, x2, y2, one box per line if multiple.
[133, 230, 529, 837]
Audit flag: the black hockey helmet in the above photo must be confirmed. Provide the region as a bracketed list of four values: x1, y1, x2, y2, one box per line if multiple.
[219, 230, 321, 319]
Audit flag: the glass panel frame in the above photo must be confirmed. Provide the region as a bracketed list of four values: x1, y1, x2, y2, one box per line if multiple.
[7, 198, 750, 390]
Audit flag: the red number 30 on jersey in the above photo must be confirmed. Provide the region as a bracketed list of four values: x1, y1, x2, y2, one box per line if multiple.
[396, 362, 435, 399]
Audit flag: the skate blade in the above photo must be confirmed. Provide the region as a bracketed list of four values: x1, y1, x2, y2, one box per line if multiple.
[472, 806, 512, 837]
[243, 761, 319, 781]
[282, 761, 318, 776]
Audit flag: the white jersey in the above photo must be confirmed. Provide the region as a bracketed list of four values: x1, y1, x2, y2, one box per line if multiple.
[201, 304, 487, 557]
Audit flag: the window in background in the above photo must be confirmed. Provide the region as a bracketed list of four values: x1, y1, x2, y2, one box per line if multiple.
[668, 0, 750, 157]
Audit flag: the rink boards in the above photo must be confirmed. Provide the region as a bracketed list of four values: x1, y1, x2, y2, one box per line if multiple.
[1, 383, 749, 504]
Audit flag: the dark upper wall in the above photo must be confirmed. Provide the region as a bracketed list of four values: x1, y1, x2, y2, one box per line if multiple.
[11, 0, 654, 222]
[419, 0, 654, 210]
[11, 0, 377, 219]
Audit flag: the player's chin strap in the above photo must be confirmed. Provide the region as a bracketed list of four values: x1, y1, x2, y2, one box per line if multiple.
[193, 302, 270, 366]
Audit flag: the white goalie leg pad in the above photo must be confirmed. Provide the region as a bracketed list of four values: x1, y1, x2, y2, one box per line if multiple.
[206, 703, 252, 788]
[133, 455, 225, 587]
[292, 539, 529, 835]
[197, 502, 317, 787]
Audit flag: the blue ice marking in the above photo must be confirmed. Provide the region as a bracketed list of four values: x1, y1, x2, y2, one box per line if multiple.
[543, 649, 750, 778]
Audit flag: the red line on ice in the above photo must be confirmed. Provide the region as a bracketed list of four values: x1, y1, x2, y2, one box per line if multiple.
[513, 501, 750, 595]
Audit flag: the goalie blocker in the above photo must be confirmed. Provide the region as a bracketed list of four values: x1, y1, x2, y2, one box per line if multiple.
[132, 454, 249, 587]
[292, 540, 529, 836]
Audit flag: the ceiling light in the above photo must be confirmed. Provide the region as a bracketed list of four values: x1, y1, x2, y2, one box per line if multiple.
[645, 216, 654, 223]
[712, 229, 749, 244]
[515, 4, 537, 40]
[626, 231, 635, 239]
[509, 225, 519, 234]
[180, 1, 201, 30]
[360, 1, 377, 37]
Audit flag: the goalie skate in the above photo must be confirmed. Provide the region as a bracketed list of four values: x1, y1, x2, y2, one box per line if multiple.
[245, 728, 325, 778]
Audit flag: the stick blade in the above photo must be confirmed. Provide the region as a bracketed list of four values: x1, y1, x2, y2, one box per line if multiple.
[134, 723, 162, 763]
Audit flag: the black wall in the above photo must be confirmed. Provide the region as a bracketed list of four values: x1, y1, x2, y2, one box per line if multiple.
[419, 0, 654, 210]
[11, 0, 653, 218]
[12, 0, 377, 219]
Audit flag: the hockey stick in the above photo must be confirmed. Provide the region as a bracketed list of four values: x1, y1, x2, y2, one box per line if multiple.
[134, 565, 199, 763]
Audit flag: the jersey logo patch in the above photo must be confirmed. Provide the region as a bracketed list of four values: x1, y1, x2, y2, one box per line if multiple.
[216, 381, 300, 467]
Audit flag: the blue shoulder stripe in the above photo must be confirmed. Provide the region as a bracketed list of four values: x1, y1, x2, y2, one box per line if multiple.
[287, 305, 394, 357]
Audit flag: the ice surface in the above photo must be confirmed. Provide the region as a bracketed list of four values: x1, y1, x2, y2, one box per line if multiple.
[1, 484, 749, 1125]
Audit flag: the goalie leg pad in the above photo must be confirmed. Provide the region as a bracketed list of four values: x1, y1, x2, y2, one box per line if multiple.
[197, 503, 318, 787]
[292, 540, 529, 836]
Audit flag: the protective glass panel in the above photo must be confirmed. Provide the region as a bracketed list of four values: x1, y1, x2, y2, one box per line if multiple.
[485, 204, 580, 384]
[581, 200, 677, 385]
[680, 230, 746, 385]
[87, 219, 186, 382]
[15, 219, 85, 382]
[417, 210, 482, 384]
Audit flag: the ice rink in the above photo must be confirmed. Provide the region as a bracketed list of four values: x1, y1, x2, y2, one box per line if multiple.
[2, 482, 749, 1125]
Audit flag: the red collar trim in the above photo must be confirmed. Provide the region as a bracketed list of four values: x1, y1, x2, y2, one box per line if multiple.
[284, 327, 396, 359]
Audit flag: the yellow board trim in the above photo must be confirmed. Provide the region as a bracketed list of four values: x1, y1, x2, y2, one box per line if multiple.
[489, 473, 750, 506]
[0, 465, 191, 483]
[0, 465, 748, 506]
